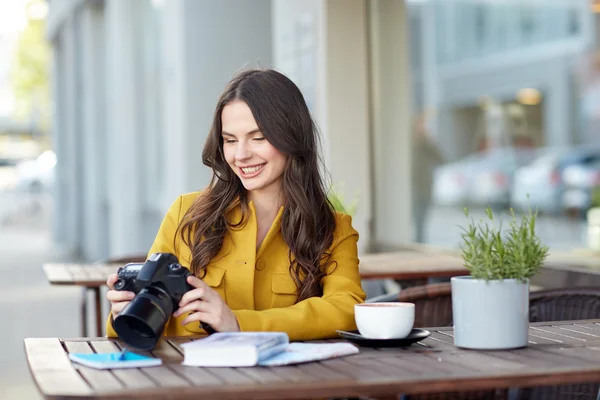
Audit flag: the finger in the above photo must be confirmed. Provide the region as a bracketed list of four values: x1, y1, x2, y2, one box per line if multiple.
[107, 289, 135, 302]
[111, 301, 131, 316]
[173, 300, 211, 318]
[186, 275, 210, 290]
[181, 311, 214, 327]
[106, 274, 118, 290]
[187, 276, 220, 302]
[178, 287, 205, 308]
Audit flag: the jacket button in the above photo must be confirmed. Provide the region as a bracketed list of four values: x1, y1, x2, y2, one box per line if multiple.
[256, 259, 266, 271]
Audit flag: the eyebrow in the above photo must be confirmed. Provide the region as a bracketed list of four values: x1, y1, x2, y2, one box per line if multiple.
[221, 129, 261, 137]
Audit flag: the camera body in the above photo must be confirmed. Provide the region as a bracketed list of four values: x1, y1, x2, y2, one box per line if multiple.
[112, 252, 214, 350]
[114, 252, 191, 300]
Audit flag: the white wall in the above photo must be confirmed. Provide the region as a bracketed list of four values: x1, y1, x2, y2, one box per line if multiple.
[161, 0, 273, 211]
[323, 0, 371, 253]
[80, 2, 109, 260]
[368, 0, 413, 250]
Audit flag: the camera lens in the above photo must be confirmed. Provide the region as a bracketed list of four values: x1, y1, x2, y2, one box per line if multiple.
[113, 286, 174, 350]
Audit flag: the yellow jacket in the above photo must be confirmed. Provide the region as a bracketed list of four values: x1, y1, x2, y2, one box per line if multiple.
[106, 191, 365, 340]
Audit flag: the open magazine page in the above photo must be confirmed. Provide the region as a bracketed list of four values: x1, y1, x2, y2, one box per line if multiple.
[258, 342, 359, 366]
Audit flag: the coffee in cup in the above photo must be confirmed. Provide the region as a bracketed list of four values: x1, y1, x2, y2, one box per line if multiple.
[354, 302, 415, 339]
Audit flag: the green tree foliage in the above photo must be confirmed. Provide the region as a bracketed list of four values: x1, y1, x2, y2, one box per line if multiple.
[10, 0, 50, 131]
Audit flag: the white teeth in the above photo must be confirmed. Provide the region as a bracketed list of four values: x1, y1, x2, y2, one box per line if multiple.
[241, 165, 262, 174]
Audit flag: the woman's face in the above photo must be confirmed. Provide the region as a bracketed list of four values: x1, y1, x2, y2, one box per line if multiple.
[221, 100, 287, 199]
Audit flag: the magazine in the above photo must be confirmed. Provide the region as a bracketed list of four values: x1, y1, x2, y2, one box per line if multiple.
[180, 332, 359, 367]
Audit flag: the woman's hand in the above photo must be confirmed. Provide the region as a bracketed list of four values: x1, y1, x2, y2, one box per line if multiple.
[173, 276, 240, 332]
[106, 274, 135, 318]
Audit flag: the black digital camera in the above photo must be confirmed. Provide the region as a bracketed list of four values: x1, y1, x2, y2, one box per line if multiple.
[113, 252, 213, 350]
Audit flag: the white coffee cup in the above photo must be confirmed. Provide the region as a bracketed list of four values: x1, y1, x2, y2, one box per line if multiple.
[354, 302, 415, 339]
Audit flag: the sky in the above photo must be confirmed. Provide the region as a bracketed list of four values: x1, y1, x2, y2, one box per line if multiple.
[0, 0, 28, 35]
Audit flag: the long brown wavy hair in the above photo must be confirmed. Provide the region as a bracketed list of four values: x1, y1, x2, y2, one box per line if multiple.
[177, 69, 337, 302]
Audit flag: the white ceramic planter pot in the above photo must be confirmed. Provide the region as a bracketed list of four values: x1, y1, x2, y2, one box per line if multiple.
[451, 276, 529, 350]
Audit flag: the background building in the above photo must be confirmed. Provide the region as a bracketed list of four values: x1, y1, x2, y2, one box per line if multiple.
[46, 0, 596, 261]
[410, 0, 594, 160]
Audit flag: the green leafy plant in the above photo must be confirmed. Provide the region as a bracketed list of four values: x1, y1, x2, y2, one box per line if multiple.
[460, 206, 549, 281]
[591, 186, 600, 209]
[328, 187, 359, 217]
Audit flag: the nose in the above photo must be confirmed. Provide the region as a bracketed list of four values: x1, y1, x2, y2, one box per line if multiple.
[235, 140, 251, 161]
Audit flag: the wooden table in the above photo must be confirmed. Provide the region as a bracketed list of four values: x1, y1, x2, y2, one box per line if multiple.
[358, 251, 467, 280]
[43, 263, 120, 337]
[24, 320, 600, 399]
[530, 248, 600, 289]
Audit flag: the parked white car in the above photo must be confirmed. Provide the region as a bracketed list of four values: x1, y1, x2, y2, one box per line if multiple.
[512, 147, 600, 213]
[433, 147, 537, 209]
[561, 159, 600, 211]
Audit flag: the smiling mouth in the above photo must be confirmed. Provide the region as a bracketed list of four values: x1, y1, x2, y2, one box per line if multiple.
[238, 164, 265, 178]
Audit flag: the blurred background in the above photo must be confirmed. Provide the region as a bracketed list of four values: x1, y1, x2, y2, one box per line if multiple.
[3, 0, 600, 397]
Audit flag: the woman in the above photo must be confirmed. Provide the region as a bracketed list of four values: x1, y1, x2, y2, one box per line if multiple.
[105, 69, 365, 341]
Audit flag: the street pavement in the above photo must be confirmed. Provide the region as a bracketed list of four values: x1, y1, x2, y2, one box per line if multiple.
[0, 197, 588, 399]
[1, 197, 80, 400]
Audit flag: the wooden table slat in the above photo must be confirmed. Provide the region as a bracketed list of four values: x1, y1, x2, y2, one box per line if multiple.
[204, 367, 258, 385]
[140, 365, 191, 388]
[86, 267, 118, 281]
[293, 361, 352, 380]
[151, 340, 184, 363]
[239, 367, 286, 383]
[376, 354, 447, 377]
[24, 338, 92, 397]
[63, 341, 126, 393]
[558, 324, 600, 338]
[266, 365, 322, 383]
[531, 326, 595, 342]
[167, 364, 225, 386]
[42, 265, 74, 284]
[319, 357, 385, 380]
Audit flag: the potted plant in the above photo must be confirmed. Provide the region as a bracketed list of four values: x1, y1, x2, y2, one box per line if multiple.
[451, 207, 549, 349]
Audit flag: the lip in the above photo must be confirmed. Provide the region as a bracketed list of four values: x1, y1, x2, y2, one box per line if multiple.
[237, 163, 266, 179]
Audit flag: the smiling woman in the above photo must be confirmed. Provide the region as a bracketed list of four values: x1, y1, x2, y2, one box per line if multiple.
[105, 69, 366, 342]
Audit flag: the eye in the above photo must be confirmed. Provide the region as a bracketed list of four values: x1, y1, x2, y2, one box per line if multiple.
[253, 137, 266, 142]
[224, 139, 237, 144]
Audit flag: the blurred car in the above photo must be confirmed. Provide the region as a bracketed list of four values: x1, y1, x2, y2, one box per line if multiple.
[15, 150, 56, 192]
[433, 147, 537, 209]
[467, 147, 538, 209]
[511, 147, 600, 213]
[432, 160, 472, 207]
[511, 147, 569, 213]
[561, 158, 600, 212]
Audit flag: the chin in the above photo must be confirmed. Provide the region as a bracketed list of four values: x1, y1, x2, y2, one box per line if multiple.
[240, 180, 265, 192]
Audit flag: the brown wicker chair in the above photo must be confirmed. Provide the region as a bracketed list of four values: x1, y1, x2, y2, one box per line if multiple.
[367, 282, 453, 328]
